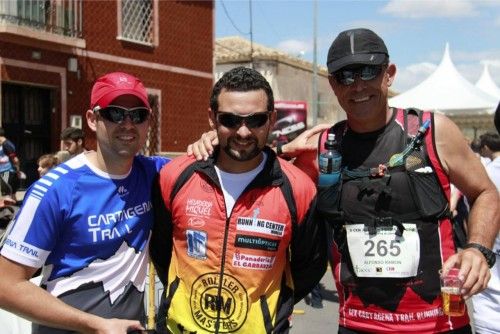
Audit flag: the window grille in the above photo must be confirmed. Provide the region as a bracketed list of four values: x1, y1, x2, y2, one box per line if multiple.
[121, 0, 153, 45]
[143, 94, 160, 156]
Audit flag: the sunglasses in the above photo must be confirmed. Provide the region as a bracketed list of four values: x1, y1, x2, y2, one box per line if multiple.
[333, 65, 385, 86]
[215, 111, 271, 129]
[95, 105, 150, 124]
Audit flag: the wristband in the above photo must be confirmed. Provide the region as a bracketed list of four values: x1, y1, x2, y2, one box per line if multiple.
[276, 142, 292, 161]
[463, 243, 496, 268]
[276, 141, 285, 157]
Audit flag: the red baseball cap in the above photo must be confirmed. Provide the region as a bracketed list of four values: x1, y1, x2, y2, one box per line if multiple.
[90, 72, 150, 110]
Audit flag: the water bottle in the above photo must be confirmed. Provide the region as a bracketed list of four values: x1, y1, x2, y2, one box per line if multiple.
[318, 133, 342, 187]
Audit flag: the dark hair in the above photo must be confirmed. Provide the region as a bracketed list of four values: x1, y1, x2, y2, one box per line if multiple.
[210, 66, 274, 113]
[495, 101, 500, 134]
[60, 127, 84, 141]
[470, 138, 482, 153]
[0, 128, 4, 136]
[479, 132, 500, 152]
[37, 153, 59, 168]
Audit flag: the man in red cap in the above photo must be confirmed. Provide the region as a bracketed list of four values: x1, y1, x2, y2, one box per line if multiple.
[0, 72, 170, 333]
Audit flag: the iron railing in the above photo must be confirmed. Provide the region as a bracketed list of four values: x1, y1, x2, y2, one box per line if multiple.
[0, 0, 83, 38]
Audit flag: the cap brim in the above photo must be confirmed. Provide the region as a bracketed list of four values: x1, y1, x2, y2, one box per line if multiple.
[327, 53, 387, 74]
[94, 89, 150, 109]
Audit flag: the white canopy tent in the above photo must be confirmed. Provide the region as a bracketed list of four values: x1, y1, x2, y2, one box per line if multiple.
[475, 64, 500, 99]
[389, 44, 498, 116]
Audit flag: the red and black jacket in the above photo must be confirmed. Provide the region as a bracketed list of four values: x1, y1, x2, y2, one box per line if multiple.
[150, 146, 327, 334]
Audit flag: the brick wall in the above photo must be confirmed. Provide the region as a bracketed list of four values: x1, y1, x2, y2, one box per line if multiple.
[80, 0, 213, 152]
[1, 0, 214, 153]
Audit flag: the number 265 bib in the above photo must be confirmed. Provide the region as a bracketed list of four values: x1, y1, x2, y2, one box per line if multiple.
[346, 223, 420, 278]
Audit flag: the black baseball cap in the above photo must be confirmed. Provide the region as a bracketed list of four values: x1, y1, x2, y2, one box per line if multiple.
[327, 28, 389, 74]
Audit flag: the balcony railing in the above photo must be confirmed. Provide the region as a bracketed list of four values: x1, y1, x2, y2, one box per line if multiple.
[0, 0, 83, 38]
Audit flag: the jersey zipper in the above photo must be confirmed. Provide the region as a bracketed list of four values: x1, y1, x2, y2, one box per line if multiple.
[213, 206, 231, 333]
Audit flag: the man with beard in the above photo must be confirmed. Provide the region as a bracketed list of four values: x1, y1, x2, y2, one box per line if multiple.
[0, 72, 169, 333]
[188, 29, 499, 334]
[60, 127, 86, 158]
[149, 66, 326, 334]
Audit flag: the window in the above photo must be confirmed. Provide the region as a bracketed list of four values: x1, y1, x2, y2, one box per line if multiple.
[119, 0, 154, 46]
[142, 92, 161, 156]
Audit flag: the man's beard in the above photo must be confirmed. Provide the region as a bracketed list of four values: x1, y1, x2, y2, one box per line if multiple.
[222, 136, 262, 162]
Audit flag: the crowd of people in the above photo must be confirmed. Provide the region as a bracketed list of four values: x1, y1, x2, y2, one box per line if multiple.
[0, 27, 498, 334]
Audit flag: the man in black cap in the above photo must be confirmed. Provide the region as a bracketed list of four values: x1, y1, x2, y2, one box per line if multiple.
[289, 27, 498, 334]
[189, 28, 499, 334]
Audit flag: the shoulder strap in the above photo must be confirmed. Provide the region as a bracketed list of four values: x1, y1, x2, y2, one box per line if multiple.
[404, 109, 452, 220]
[277, 171, 298, 235]
[403, 107, 424, 138]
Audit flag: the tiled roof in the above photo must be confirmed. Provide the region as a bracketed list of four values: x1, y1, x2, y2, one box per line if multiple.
[215, 36, 328, 74]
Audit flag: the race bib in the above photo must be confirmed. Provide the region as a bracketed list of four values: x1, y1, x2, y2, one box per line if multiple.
[346, 223, 420, 278]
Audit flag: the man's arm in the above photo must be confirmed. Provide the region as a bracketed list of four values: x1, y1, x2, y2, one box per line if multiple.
[290, 130, 323, 182]
[186, 124, 329, 164]
[290, 195, 327, 303]
[2, 141, 20, 174]
[434, 113, 499, 299]
[278, 124, 329, 160]
[11, 156, 20, 174]
[0, 256, 143, 334]
[149, 175, 173, 286]
[187, 131, 218, 161]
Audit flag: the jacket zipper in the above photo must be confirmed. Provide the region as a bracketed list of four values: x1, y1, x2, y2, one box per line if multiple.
[214, 213, 231, 333]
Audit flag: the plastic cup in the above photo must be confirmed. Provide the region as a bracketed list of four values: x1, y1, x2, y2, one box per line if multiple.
[439, 268, 465, 316]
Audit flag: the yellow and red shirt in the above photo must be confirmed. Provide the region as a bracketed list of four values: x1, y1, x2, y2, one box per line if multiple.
[150, 147, 326, 334]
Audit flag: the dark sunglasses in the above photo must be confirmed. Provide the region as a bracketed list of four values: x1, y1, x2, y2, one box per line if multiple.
[215, 111, 271, 129]
[94, 105, 150, 124]
[333, 65, 385, 86]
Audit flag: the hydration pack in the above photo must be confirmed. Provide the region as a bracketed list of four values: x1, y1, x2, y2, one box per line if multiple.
[316, 108, 451, 231]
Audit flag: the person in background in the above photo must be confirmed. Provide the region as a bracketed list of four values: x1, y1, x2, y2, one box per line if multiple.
[304, 283, 324, 309]
[37, 154, 59, 178]
[0, 128, 21, 200]
[60, 126, 85, 157]
[478, 132, 500, 184]
[471, 138, 491, 166]
[0, 194, 30, 334]
[188, 28, 499, 334]
[494, 101, 500, 135]
[472, 131, 500, 334]
[54, 150, 71, 164]
[150, 66, 326, 334]
[0, 195, 16, 239]
[0, 71, 169, 334]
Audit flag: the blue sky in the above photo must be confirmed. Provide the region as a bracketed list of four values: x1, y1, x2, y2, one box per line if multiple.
[215, 0, 500, 93]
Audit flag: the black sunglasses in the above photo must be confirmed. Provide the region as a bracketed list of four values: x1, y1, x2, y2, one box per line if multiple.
[94, 105, 150, 124]
[333, 65, 385, 86]
[215, 111, 271, 129]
